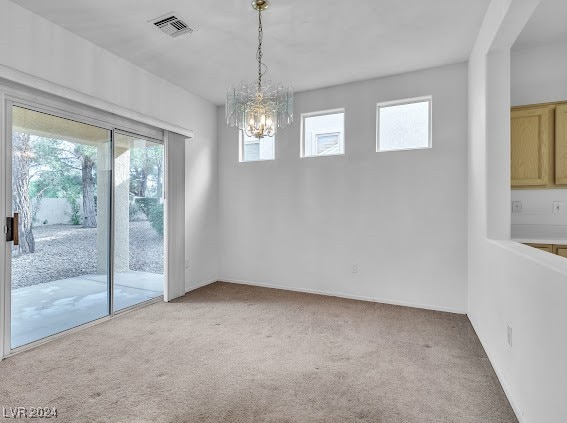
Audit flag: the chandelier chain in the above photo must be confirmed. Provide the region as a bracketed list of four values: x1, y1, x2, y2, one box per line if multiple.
[257, 8, 263, 89]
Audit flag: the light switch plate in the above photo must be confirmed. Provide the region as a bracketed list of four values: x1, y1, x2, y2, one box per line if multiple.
[553, 201, 564, 214]
[512, 201, 522, 213]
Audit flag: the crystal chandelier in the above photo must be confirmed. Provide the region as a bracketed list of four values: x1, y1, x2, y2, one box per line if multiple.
[226, 0, 293, 139]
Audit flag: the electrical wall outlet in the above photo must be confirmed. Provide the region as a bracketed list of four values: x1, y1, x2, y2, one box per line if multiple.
[507, 324, 512, 347]
[553, 201, 565, 214]
[352, 264, 359, 274]
[512, 201, 522, 213]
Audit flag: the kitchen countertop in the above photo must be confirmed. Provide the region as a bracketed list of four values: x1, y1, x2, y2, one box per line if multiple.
[511, 224, 567, 245]
[512, 237, 567, 245]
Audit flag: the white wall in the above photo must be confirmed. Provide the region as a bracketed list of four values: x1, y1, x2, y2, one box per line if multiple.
[34, 198, 82, 226]
[468, 1, 567, 422]
[218, 63, 469, 313]
[0, 0, 219, 295]
[511, 40, 567, 106]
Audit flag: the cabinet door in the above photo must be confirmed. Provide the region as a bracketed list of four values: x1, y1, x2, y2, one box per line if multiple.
[525, 243, 553, 253]
[511, 106, 554, 187]
[555, 104, 567, 185]
[553, 244, 567, 258]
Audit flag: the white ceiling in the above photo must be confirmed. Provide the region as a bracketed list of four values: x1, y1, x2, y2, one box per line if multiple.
[513, 0, 567, 50]
[11, 0, 491, 105]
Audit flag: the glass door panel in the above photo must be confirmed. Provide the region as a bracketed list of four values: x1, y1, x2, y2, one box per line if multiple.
[113, 132, 164, 312]
[9, 106, 112, 348]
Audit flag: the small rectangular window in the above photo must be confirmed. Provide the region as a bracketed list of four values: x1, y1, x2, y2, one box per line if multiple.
[301, 109, 345, 157]
[376, 97, 432, 152]
[239, 131, 275, 162]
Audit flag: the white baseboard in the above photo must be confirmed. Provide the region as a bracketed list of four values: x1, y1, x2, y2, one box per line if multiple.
[468, 315, 525, 423]
[219, 277, 466, 314]
[185, 279, 217, 293]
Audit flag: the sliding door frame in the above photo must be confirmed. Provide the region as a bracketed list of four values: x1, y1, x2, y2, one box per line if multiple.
[2, 99, 14, 357]
[0, 93, 7, 360]
[1, 89, 167, 358]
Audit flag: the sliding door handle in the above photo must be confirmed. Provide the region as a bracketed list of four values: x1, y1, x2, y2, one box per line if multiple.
[6, 212, 18, 245]
[13, 213, 18, 246]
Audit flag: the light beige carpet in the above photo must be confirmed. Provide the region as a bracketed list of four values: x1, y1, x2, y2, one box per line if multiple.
[0, 282, 517, 423]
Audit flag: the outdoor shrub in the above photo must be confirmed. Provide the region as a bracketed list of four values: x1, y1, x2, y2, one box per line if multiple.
[129, 201, 141, 221]
[149, 203, 164, 238]
[135, 197, 158, 219]
[68, 197, 81, 225]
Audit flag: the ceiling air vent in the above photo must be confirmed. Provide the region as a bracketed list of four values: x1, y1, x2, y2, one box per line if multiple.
[151, 14, 193, 38]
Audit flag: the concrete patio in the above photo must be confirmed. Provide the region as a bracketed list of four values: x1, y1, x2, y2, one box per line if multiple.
[11, 271, 163, 348]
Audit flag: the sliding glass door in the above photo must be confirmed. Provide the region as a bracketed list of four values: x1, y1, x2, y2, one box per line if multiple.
[5, 104, 164, 351]
[8, 105, 112, 349]
[113, 132, 164, 312]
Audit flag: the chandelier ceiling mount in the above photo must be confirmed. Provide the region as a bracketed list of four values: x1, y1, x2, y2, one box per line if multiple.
[251, 0, 269, 12]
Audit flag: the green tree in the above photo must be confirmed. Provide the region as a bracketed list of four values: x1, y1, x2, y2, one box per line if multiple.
[12, 132, 35, 254]
[32, 138, 97, 228]
[75, 145, 97, 228]
[129, 145, 163, 198]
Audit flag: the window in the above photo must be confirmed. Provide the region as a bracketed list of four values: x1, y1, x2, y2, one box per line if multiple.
[377, 97, 432, 152]
[301, 109, 345, 157]
[239, 131, 275, 162]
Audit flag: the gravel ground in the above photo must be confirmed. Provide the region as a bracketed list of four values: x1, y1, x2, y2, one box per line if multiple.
[12, 221, 164, 289]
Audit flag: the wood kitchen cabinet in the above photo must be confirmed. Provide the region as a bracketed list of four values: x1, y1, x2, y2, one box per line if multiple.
[553, 244, 567, 258]
[511, 102, 567, 188]
[525, 243, 553, 253]
[511, 106, 554, 187]
[555, 104, 567, 185]
[524, 243, 567, 257]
